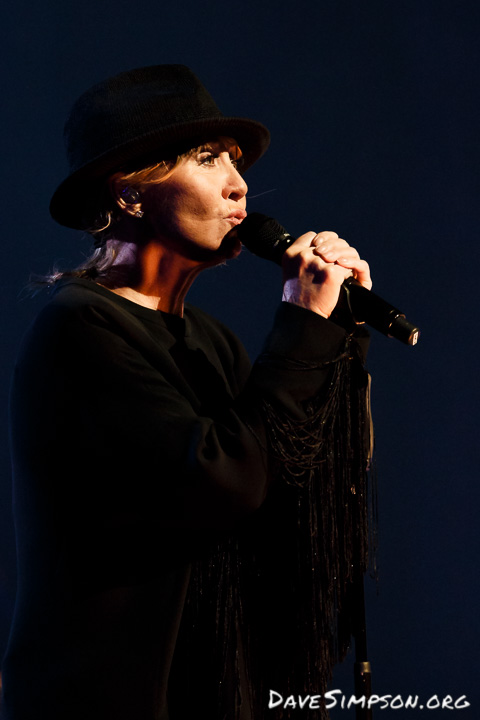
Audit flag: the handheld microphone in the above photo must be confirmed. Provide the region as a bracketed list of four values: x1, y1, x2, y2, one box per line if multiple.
[237, 213, 420, 346]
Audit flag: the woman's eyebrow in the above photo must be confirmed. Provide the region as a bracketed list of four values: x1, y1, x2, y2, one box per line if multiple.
[196, 138, 242, 159]
[197, 142, 215, 152]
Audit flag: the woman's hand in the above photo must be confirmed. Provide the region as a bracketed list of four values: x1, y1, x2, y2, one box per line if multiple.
[282, 230, 372, 319]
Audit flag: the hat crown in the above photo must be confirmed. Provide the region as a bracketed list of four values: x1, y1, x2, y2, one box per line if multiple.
[64, 65, 222, 173]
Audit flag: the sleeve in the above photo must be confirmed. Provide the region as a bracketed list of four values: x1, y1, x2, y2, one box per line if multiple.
[10, 295, 368, 533]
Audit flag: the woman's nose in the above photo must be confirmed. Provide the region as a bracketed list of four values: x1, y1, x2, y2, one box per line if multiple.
[224, 166, 248, 202]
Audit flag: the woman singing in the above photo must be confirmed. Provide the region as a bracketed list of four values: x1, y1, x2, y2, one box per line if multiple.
[2, 65, 373, 719]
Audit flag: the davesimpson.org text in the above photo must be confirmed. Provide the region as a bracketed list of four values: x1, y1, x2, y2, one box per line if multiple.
[268, 689, 471, 711]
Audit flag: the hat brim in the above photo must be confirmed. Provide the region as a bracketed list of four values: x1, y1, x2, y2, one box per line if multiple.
[49, 116, 270, 230]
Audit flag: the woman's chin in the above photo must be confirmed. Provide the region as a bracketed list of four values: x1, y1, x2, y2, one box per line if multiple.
[172, 230, 243, 265]
[222, 235, 242, 260]
[219, 228, 242, 260]
[201, 232, 242, 264]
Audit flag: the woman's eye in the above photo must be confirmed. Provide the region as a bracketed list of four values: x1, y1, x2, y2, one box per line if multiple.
[199, 152, 217, 166]
[197, 151, 242, 170]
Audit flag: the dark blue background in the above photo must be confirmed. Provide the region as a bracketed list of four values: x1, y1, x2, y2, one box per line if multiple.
[1, 1, 478, 716]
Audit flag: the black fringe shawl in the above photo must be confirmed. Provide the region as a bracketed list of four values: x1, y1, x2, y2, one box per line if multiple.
[178, 335, 376, 720]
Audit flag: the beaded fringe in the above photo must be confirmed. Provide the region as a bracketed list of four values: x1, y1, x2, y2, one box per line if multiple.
[182, 336, 375, 720]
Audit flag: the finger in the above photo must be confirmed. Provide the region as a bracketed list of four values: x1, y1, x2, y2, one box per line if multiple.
[312, 241, 360, 263]
[309, 231, 339, 247]
[334, 257, 372, 290]
[312, 245, 359, 261]
[286, 231, 318, 253]
[286, 230, 339, 256]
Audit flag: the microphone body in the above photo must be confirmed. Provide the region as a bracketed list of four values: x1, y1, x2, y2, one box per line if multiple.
[237, 213, 420, 346]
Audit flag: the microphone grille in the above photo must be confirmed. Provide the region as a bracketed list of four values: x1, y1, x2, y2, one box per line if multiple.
[237, 212, 290, 265]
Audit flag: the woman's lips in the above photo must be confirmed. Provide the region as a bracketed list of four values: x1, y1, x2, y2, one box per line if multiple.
[225, 210, 247, 225]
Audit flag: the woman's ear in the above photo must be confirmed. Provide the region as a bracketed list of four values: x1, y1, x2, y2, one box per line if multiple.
[109, 173, 144, 218]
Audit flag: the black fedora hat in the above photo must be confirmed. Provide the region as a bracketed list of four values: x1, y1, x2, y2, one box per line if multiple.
[49, 64, 270, 230]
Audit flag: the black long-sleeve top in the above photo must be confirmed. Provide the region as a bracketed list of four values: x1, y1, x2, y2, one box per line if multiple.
[2, 278, 368, 719]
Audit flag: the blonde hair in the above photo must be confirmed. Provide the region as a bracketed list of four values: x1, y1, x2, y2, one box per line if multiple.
[89, 157, 180, 240]
[38, 147, 200, 287]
